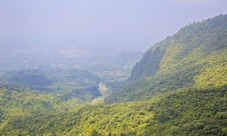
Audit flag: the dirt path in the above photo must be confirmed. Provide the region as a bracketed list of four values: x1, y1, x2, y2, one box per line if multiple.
[91, 82, 108, 105]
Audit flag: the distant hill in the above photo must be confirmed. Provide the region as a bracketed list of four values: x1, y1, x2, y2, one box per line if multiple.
[86, 51, 143, 90]
[105, 14, 227, 103]
[0, 44, 143, 74]
[0, 68, 101, 102]
[1, 14, 227, 136]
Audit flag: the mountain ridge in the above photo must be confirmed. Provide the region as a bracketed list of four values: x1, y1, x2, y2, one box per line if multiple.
[1, 14, 227, 136]
[105, 14, 227, 103]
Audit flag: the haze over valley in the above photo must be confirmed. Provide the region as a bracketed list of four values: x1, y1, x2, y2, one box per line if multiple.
[1, 0, 227, 135]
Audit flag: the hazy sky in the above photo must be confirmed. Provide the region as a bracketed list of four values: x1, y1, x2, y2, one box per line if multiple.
[0, 0, 227, 51]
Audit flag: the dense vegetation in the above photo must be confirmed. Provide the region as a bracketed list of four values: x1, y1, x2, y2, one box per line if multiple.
[1, 87, 227, 135]
[0, 85, 89, 116]
[105, 14, 227, 103]
[0, 14, 227, 135]
[0, 68, 101, 102]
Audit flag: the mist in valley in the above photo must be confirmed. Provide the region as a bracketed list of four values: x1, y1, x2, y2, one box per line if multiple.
[1, 1, 227, 135]
[0, 0, 227, 101]
[1, 0, 226, 73]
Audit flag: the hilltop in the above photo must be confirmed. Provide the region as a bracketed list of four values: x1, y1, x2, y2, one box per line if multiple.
[105, 14, 227, 103]
[1, 14, 227, 136]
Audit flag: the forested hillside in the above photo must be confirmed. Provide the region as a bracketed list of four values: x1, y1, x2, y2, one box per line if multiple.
[1, 14, 227, 136]
[0, 85, 85, 116]
[0, 68, 101, 102]
[105, 14, 227, 103]
[1, 87, 227, 135]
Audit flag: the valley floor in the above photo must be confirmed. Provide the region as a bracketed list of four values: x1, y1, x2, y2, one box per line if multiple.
[91, 82, 109, 105]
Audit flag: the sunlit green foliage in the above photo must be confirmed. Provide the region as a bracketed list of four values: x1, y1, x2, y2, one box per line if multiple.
[0, 99, 154, 135]
[0, 85, 86, 115]
[0, 68, 101, 102]
[105, 14, 227, 103]
[1, 14, 227, 136]
[1, 87, 227, 135]
[144, 88, 227, 135]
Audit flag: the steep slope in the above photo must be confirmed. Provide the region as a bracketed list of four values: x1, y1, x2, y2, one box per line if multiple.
[1, 14, 227, 136]
[105, 14, 227, 103]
